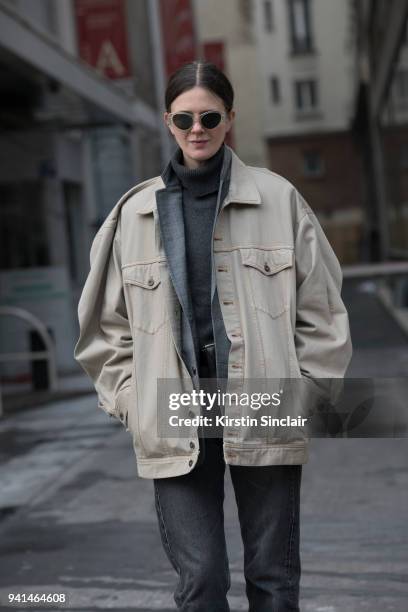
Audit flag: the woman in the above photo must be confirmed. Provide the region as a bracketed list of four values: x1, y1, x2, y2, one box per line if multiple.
[75, 61, 352, 611]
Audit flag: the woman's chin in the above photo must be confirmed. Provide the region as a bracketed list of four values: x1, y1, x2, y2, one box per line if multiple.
[188, 144, 218, 158]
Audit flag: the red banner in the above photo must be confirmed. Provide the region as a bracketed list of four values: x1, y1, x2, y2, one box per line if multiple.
[159, 0, 197, 79]
[75, 0, 131, 79]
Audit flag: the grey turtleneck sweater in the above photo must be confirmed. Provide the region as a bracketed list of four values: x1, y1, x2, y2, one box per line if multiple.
[170, 143, 225, 357]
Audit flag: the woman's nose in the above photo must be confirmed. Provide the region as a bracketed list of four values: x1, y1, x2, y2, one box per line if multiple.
[191, 119, 204, 132]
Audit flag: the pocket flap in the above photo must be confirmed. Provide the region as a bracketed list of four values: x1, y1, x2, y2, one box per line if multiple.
[122, 262, 161, 289]
[240, 248, 293, 275]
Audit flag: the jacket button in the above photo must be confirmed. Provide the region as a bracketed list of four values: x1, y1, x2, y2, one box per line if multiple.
[188, 459, 193, 467]
[192, 366, 197, 376]
[148, 277, 154, 286]
[264, 263, 270, 272]
[119, 412, 124, 420]
[190, 441, 195, 449]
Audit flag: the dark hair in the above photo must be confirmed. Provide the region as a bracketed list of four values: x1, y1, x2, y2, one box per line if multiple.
[164, 61, 234, 113]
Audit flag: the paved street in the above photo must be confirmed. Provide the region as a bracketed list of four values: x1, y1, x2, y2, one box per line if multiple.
[0, 280, 407, 611]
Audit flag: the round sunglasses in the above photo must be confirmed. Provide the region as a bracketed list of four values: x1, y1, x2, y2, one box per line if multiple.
[167, 110, 227, 131]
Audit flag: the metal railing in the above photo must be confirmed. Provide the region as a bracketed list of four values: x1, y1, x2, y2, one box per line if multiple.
[342, 261, 408, 279]
[0, 306, 58, 417]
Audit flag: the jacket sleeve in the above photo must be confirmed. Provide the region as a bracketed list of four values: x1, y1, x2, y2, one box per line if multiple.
[293, 190, 352, 408]
[74, 216, 133, 421]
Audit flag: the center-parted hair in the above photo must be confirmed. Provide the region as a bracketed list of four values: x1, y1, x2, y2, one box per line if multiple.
[165, 61, 234, 113]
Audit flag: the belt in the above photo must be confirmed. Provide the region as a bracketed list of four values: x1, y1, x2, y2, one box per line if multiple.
[199, 343, 217, 379]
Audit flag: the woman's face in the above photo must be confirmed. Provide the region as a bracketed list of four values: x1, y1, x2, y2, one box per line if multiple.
[164, 86, 235, 169]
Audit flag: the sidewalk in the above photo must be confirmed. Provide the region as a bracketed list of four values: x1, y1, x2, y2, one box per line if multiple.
[0, 394, 407, 611]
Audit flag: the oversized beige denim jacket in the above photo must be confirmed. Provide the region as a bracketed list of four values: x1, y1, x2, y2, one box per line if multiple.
[74, 145, 352, 479]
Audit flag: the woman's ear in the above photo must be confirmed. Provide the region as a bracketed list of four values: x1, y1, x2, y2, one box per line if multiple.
[164, 111, 174, 137]
[226, 109, 235, 132]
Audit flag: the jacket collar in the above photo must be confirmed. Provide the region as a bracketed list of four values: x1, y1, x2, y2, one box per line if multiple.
[137, 144, 261, 215]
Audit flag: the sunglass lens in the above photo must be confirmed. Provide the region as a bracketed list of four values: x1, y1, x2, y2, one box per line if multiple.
[172, 114, 193, 130]
[201, 112, 222, 129]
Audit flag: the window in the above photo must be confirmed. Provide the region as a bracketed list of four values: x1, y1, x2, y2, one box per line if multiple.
[303, 150, 325, 177]
[270, 76, 281, 103]
[0, 182, 49, 270]
[264, 0, 274, 32]
[294, 79, 318, 111]
[288, 0, 314, 54]
[63, 182, 85, 285]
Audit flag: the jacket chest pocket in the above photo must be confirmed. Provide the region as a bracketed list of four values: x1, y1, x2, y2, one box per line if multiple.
[122, 261, 166, 334]
[240, 247, 293, 318]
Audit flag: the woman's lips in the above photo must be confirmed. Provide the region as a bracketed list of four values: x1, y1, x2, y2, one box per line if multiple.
[190, 140, 209, 146]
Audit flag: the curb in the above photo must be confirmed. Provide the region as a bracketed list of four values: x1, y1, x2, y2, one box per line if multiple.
[1, 387, 96, 416]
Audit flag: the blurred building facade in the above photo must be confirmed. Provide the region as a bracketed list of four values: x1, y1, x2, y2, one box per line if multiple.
[193, 0, 372, 264]
[0, 0, 164, 384]
[252, 0, 363, 265]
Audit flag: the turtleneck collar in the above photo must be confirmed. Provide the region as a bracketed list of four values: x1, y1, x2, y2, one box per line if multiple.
[169, 143, 225, 197]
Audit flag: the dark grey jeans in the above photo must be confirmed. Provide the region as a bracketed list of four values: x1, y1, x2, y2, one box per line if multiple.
[153, 437, 302, 611]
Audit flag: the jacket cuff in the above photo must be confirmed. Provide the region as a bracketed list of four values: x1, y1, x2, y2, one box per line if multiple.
[114, 384, 132, 430]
